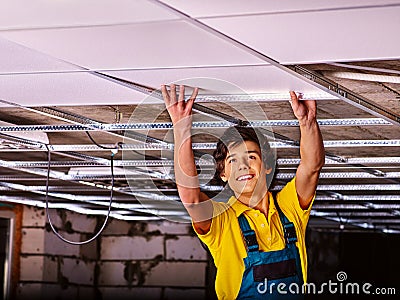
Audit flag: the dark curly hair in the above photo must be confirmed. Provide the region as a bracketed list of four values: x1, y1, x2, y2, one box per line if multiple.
[212, 126, 276, 188]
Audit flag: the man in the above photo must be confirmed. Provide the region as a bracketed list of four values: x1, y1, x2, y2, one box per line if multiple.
[161, 84, 325, 299]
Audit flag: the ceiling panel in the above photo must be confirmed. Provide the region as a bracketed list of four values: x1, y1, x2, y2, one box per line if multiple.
[0, 0, 178, 30]
[0, 20, 267, 70]
[0, 37, 79, 73]
[161, 0, 400, 18]
[0, 72, 146, 107]
[0, 37, 151, 107]
[202, 6, 400, 64]
[107, 65, 338, 97]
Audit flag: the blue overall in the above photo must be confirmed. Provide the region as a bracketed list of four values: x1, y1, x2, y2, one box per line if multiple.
[236, 202, 304, 299]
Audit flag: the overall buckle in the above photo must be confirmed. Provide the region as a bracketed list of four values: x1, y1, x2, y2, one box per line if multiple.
[244, 231, 259, 252]
[284, 223, 297, 244]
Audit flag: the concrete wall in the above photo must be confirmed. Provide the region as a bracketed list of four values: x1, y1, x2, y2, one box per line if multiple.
[17, 206, 209, 300]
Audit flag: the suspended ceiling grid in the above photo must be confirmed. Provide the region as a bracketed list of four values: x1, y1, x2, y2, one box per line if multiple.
[0, 0, 399, 234]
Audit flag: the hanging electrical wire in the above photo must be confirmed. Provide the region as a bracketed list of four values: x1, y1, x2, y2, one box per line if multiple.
[44, 133, 119, 245]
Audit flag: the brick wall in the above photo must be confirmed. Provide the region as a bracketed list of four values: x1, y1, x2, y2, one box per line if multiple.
[16, 206, 210, 300]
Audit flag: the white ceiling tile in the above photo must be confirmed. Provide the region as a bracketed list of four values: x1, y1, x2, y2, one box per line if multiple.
[202, 6, 400, 63]
[106, 65, 336, 98]
[0, 37, 80, 73]
[0, 0, 178, 30]
[0, 21, 266, 70]
[0, 72, 146, 107]
[161, 0, 400, 18]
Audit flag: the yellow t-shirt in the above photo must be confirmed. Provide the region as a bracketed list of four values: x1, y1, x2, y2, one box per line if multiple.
[194, 177, 314, 300]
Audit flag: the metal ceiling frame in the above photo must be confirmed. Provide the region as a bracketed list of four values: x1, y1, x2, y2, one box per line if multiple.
[2, 156, 400, 168]
[0, 0, 399, 232]
[0, 118, 392, 133]
[1, 86, 399, 230]
[2, 123, 400, 229]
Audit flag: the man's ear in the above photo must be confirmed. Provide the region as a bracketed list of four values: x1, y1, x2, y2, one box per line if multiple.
[265, 167, 273, 175]
[220, 173, 228, 182]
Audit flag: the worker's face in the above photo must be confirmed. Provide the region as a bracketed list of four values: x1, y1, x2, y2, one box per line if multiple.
[220, 141, 272, 199]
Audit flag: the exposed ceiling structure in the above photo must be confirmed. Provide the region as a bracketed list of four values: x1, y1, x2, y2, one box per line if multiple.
[0, 0, 399, 234]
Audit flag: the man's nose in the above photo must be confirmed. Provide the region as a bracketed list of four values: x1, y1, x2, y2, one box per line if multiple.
[238, 158, 249, 170]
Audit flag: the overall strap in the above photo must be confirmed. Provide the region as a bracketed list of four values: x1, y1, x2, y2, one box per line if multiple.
[238, 214, 259, 252]
[274, 198, 298, 245]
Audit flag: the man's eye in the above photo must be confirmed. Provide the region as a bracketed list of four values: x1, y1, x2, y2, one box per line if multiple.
[249, 155, 256, 160]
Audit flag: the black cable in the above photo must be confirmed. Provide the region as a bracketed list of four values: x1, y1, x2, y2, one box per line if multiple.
[85, 131, 116, 150]
[86, 132, 156, 160]
[44, 144, 116, 245]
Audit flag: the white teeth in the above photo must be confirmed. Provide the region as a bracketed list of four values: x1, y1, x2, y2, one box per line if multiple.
[237, 174, 254, 181]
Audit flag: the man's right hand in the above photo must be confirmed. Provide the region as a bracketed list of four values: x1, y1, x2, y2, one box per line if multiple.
[161, 84, 198, 125]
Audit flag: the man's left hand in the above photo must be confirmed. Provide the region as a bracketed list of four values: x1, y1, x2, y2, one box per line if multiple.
[289, 91, 317, 126]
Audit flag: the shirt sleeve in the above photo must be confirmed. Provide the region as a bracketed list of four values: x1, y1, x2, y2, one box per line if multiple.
[276, 177, 315, 234]
[192, 200, 230, 251]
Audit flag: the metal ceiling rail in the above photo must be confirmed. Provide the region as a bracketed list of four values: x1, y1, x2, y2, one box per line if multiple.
[2, 183, 398, 193]
[0, 156, 170, 183]
[9, 187, 397, 225]
[6, 188, 399, 224]
[310, 212, 399, 217]
[0, 197, 163, 221]
[0, 184, 178, 194]
[55, 139, 400, 149]
[1, 171, 395, 181]
[0, 132, 45, 149]
[0, 183, 398, 193]
[324, 219, 400, 224]
[310, 212, 399, 233]
[315, 195, 400, 201]
[0, 118, 391, 133]
[0, 181, 184, 217]
[0, 98, 165, 146]
[0, 131, 173, 182]
[195, 92, 334, 102]
[313, 204, 400, 210]
[274, 184, 400, 191]
[2, 139, 399, 152]
[278, 172, 400, 179]
[282, 157, 400, 165]
[4, 157, 400, 168]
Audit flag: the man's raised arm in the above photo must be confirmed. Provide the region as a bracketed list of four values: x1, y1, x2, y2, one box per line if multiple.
[161, 84, 212, 233]
[289, 91, 325, 210]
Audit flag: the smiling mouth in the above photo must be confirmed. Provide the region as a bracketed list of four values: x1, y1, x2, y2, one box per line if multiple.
[236, 174, 255, 181]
